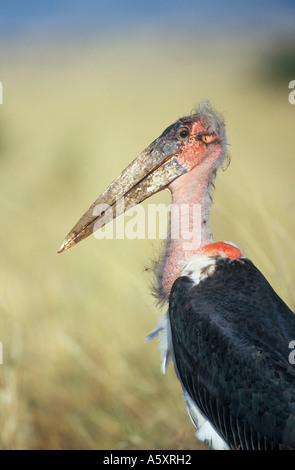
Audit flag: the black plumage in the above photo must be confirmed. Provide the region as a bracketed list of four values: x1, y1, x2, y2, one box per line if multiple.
[169, 258, 295, 450]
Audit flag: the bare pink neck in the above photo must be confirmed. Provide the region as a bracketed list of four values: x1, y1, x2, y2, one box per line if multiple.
[160, 165, 215, 297]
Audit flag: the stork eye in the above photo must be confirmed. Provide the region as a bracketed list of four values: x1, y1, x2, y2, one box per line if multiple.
[200, 134, 216, 144]
[177, 128, 189, 139]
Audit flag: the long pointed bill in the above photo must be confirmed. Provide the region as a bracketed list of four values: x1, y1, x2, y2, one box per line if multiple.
[58, 136, 187, 253]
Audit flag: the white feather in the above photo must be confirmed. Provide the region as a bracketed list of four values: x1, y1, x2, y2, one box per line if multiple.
[179, 251, 219, 286]
[184, 391, 230, 450]
[145, 310, 172, 374]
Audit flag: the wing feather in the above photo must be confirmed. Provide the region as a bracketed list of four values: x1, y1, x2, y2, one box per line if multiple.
[169, 258, 295, 450]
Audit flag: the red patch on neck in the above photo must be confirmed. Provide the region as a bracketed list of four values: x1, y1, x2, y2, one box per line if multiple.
[201, 242, 242, 259]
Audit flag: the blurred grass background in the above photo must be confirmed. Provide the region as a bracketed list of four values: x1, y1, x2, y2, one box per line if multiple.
[0, 1, 295, 450]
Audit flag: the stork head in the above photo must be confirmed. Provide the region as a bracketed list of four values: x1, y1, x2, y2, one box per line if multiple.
[58, 101, 227, 253]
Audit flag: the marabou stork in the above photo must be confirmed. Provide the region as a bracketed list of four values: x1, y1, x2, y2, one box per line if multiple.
[58, 102, 295, 450]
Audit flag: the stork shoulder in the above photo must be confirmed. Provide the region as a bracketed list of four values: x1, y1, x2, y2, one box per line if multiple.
[179, 241, 246, 287]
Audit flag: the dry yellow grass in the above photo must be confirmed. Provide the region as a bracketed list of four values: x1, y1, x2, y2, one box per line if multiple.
[0, 33, 294, 449]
